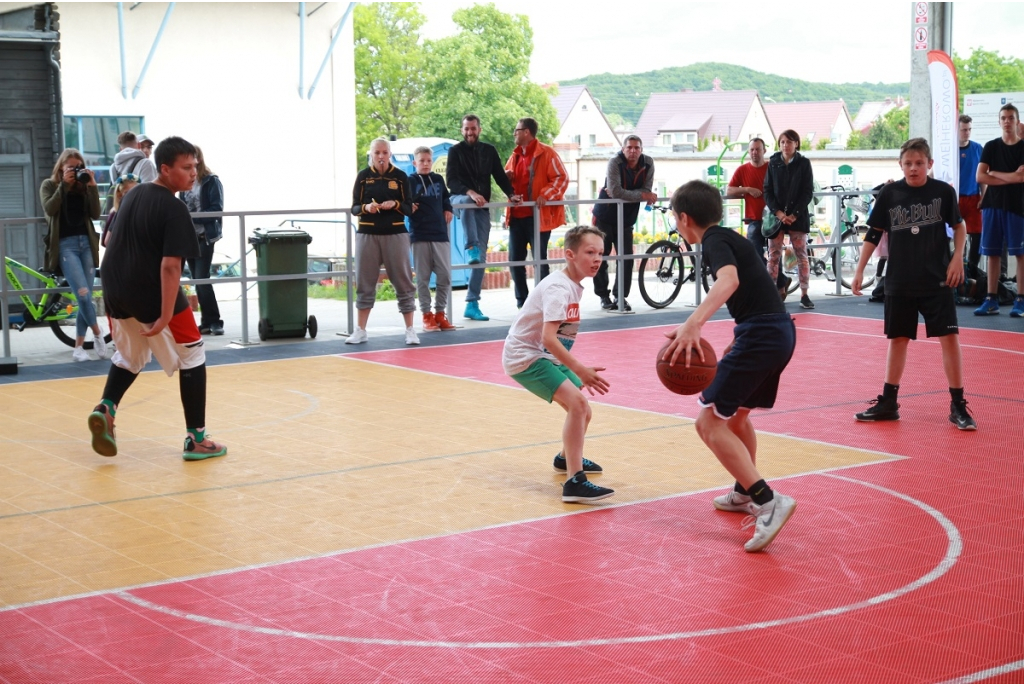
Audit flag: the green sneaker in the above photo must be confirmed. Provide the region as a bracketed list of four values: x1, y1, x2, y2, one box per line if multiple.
[182, 435, 227, 461]
[87, 404, 117, 457]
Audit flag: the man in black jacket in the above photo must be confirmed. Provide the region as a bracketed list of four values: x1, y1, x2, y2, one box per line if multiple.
[592, 135, 657, 312]
[446, 114, 520, 321]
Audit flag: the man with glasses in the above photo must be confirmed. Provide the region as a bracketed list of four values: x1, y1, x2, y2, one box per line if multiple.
[591, 135, 657, 312]
[504, 117, 569, 308]
[446, 114, 520, 321]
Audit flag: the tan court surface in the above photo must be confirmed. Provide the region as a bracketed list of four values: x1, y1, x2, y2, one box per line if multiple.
[1, 355, 888, 608]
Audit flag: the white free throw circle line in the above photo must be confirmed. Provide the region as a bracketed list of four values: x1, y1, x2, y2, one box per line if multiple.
[118, 474, 961, 649]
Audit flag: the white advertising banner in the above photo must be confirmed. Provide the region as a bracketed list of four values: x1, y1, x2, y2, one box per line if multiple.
[927, 51, 958, 190]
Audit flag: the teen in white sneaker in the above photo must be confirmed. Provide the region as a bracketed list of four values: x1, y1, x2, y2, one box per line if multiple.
[664, 181, 798, 553]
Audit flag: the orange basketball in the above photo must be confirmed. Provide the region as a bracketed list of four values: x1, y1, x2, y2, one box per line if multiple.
[656, 338, 717, 395]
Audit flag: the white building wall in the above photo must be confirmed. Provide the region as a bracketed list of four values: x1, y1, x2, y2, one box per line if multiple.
[38, 1, 355, 254]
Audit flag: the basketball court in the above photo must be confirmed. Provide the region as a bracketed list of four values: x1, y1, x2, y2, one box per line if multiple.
[1, 311, 1022, 682]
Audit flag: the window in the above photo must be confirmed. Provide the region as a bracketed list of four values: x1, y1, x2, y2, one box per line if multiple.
[571, 134, 581, 145]
[63, 115, 144, 184]
[590, 180, 598, 199]
[588, 134, 597, 147]
[662, 134, 672, 145]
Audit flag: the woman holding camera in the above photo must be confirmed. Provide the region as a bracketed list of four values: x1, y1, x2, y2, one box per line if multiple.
[40, 148, 106, 361]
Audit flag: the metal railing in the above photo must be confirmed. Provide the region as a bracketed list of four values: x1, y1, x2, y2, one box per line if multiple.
[0, 190, 874, 367]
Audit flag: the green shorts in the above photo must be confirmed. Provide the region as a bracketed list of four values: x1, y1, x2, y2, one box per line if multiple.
[510, 358, 582, 403]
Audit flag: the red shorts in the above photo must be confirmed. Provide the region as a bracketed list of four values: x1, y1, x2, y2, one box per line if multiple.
[959, 194, 982, 235]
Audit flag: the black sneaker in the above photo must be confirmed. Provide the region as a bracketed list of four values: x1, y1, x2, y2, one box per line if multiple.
[553, 452, 603, 474]
[612, 299, 632, 312]
[949, 400, 977, 431]
[198, 325, 212, 335]
[600, 296, 615, 310]
[855, 395, 900, 422]
[800, 294, 815, 309]
[562, 471, 614, 504]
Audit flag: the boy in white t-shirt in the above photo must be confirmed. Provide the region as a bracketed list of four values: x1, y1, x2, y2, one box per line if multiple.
[502, 225, 614, 504]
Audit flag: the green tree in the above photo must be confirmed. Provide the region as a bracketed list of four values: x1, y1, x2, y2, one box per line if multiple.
[953, 47, 1024, 107]
[353, 2, 425, 167]
[849, 106, 909, 150]
[415, 3, 560, 166]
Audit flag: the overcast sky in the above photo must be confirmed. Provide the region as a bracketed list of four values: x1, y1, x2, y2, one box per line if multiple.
[418, 1, 1024, 86]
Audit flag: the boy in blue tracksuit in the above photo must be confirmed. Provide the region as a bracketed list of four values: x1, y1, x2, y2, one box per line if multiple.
[409, 147, 455, 331]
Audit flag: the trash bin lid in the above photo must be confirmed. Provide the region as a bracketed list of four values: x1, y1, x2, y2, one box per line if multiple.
[249, 228, 313, 245]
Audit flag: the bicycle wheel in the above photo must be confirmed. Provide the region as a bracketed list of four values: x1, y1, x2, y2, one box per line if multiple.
[49, 296, 113, 349]
[699, 253, 715, 293]
[838, 229, 875, 290]
[638, 240, 686, 309]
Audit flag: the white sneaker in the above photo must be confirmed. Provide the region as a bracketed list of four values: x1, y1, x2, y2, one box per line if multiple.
[405, 326, 420, 345]
[345, 327, 368, 344]
[72, 346, 90, 362]
[93, 334, 108, 359]
[742, 493, 797, 552]
[713, 490, 752, 512]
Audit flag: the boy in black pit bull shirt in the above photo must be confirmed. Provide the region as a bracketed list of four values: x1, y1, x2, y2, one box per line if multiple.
[852, 137, 976, 431]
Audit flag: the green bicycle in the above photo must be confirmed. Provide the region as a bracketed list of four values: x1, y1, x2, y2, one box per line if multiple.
[4, 255, 112, 349]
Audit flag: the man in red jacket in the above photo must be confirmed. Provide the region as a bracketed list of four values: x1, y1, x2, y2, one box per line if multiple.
[505, 117, 569, 307]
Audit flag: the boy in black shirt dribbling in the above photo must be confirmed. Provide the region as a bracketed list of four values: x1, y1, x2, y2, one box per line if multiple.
[662, 181, 797, 553]
[852, 137, 977, 431]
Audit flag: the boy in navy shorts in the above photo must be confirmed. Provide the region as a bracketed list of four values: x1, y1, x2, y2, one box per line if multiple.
[852, 137, 977, 430]
[663, 181, 797, 552]
[503, 225, 613, 504]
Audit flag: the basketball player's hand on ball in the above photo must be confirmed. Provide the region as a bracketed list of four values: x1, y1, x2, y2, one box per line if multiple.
[578, 366, 609, 396]
[663, 321, 704, 368]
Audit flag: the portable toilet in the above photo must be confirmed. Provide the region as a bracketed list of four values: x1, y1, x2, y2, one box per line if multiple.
[386, 137, 470, 287]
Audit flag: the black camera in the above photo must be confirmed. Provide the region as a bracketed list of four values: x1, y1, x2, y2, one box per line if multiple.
[72, 166, 91, 184]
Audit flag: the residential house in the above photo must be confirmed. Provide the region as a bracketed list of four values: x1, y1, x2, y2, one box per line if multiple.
[633, 89, 775, 154]
[764, 100, 854, 148]
[852, 96, 907, 133]
[549, 84, 619, 194]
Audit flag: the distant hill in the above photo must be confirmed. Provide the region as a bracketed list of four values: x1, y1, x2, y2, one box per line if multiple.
[559, 62, 909, 126]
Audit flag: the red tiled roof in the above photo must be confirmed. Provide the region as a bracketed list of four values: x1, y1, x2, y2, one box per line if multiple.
[634, 90, 759, 147]
[763, 101, 852, 144]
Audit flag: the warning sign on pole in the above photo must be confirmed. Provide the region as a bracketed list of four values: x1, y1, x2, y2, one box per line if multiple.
[915, 26, 928, 51]
[915, 2, 929, 23]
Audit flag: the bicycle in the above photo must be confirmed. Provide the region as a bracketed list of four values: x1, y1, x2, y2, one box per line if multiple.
[4, 256, 112, 349]
[636, 205, 712, 309]
[779, 186, 878, 294]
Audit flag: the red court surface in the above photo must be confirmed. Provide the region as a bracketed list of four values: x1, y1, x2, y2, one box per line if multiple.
[2, 314, 1022, 683]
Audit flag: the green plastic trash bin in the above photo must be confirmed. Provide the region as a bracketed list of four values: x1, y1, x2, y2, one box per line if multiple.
[248, 228, 317, 340]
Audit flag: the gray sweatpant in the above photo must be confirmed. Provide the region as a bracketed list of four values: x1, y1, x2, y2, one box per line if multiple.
[355, 232, 416, 313]
[412, 240, 451, 313]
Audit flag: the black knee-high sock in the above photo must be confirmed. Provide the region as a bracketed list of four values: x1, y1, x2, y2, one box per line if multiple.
[179, 364, 207, 429]
[102, 365, 138, 407]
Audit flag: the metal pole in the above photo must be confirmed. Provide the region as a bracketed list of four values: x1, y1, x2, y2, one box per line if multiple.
[237, 214, 256, 345]
[615, 200, 625, 311]
[1, 220, 15, 368]
[117, 2, 127, 99]
[131, 2, 175, 99]
[532, 203, 542, 287]
[307, 1, 354, 99]
[298, 1, 305, 99]
[345, 213, 354, 334]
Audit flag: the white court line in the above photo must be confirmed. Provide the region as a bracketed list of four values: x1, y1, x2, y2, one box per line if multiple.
[116, 474, 961, 650]
[945, 659, 1024, 683]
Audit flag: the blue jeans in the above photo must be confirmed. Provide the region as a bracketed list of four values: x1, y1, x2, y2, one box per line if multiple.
[58, 235, 98, 338]
[452, 195, 491, 302]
